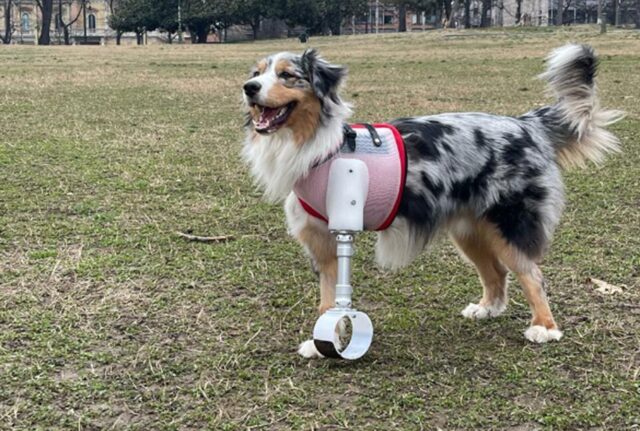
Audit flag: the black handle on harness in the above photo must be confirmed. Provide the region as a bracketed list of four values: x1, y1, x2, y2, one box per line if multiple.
[362, 123, 382, 147]
[343, 124, 357, 152]
[343, 123, 383, 151]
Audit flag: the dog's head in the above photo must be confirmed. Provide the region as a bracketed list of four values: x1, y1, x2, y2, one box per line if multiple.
[242, 49, 346, 143]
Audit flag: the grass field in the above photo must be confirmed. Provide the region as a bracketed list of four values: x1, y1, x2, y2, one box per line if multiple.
[1, 26, 639, 430]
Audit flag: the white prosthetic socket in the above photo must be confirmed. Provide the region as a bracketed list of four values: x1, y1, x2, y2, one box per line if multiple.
[312, 159, 374, 360]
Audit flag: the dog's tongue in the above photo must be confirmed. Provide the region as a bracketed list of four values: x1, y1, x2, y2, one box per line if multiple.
[257, 107, 279, 129]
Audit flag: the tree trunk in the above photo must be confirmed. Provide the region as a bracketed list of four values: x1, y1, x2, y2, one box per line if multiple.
[636, 0, 640, 28]
[116, 31, 122, 45]
[83, 2, 87, 43]
[464, 0, 471, 27]
[557, 0, 564, 24]
[515, 0, 522, 23]
[249, 14, 260, 39]
[435, 0, 444, 27]
[443, 0, 452, 26]
[449, 0, 460, 27]
[598, 0, 607, 32]
[39, 0, 54, 45]
[330, 17, 342, 35]
[2, 0, 12, 44]
[63, 26, 70, 44]
[480, 0, 492, 27]
[614, 0, 620, 26]
[196, 27, 208, 43]
[398, 3, 407, 31]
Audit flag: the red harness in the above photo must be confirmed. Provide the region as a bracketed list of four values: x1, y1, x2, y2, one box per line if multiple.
[294, 123, 406, 231]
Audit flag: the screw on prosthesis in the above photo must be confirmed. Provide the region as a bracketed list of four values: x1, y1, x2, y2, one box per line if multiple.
[311, 158, 373, 360]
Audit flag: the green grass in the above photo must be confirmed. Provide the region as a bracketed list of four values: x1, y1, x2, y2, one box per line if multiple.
[1, 26, 639, 430]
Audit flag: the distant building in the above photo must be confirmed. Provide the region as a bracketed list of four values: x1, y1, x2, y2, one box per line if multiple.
[0, 0, 169, 45]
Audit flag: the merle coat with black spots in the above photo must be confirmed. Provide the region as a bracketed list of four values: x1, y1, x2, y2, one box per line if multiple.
[241, 44, 622, 358]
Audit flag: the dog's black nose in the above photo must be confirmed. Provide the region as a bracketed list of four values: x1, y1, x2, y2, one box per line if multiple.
[243, 81, 261, 97]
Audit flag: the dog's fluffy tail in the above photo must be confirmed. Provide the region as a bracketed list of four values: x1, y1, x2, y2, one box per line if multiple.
[537, 44, 624, 169]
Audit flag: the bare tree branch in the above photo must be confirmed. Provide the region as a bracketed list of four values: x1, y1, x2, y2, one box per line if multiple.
[175, 231, 235, 243]
[65, 0, 86, 27]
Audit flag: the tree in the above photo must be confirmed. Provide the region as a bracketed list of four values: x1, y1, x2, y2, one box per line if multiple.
[514, 0, 522, 24]
[398, 2, 407, 31]
[386, 0, 436, 32]
[154, 0, 180, 42]
[2, 0, 13, 44]
[480, 0, 492, 26]
[598, 0, 606, 32]
[274, 0, 366, 36]
[408, 0, 438, 26]
[213, 0, 241, 42]
[464, 0, 472, 26]
[106, 0, 124, 44]
[181, 0, 219, 43]
[448, 0, 460, 27]
[557, 0, 564, 24]
[108, 0, 159, 44]
[57, 0, 86, 45]
[35, 0, 54, 45]
[636, 0, 640, 28]
[235, 0, 281, 40]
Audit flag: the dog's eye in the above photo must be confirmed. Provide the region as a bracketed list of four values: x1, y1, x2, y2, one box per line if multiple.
[279, 71, 295, 80]
[252, 70, 260, 77]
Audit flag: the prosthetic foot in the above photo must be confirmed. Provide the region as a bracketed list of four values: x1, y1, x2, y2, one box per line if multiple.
[311, 158, 374, 360]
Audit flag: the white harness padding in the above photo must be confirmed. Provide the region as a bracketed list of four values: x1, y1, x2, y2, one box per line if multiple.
[326, 159, 369, 231]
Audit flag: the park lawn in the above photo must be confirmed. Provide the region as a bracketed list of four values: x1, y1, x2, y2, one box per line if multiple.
[1, 26, 639, 430]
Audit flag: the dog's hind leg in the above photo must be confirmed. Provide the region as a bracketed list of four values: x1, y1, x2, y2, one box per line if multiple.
[451, 225, 509, 319]
[475, 220, 562, 343]
[512, 265, 562, 343]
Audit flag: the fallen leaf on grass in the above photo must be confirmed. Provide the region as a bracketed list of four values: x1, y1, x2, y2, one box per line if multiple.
[587, 277, 623, 295]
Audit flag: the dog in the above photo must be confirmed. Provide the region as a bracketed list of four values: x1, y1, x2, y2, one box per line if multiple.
[241, 44, 622, 358]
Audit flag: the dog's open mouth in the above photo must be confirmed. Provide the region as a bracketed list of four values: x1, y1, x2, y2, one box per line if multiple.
[253, 102, 296, 134]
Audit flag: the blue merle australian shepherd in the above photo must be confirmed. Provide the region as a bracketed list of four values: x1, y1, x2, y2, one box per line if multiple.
[241, 44, 622, 358]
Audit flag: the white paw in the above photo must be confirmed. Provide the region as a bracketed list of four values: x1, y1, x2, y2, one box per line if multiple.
[461, 302, 506, 319]
[297, 318, 347, 359]
[524, 325, 563, 343]
[297, 339, 324, 359]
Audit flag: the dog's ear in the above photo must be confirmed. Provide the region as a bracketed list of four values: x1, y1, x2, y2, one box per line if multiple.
[301, 49, 346, 102]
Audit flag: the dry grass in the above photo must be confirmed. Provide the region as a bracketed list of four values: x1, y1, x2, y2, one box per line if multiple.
[1, 25, 639, 430]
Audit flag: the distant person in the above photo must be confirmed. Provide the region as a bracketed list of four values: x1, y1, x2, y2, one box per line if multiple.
[299, 32, 308, 43]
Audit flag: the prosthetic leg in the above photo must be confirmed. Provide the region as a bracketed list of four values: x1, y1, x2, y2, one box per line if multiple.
[312, 159, 374, 360]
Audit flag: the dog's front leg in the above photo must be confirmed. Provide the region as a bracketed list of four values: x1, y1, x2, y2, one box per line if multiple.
[285, 194, 338, 358]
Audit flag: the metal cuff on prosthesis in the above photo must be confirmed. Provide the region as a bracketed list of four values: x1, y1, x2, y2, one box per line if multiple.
[311, 158, 374, 360]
